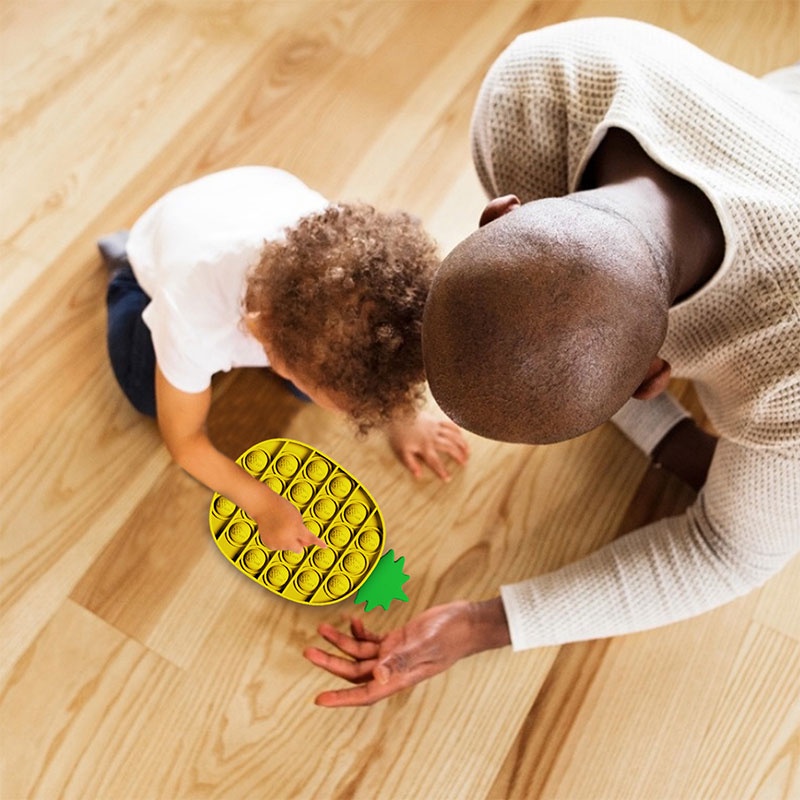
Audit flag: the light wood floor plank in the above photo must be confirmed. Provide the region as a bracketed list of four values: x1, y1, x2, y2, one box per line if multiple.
[2, 2, 797, 798]
[0, 600, 181, 800]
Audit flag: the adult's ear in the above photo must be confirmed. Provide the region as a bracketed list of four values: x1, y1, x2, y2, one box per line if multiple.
[478, 195, 521, 227]
[633, 357, 672, 400]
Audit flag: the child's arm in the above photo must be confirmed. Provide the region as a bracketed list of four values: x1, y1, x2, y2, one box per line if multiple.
[154, 366, 325, 552]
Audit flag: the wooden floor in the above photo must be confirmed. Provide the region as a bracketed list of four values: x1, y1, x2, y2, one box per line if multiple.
[2, 1, 799, 798]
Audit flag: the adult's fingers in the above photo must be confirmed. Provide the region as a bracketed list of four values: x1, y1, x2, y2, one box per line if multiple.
[313, 677, 405, 707]
[350, 617, 382, 643]
[303, 646, 377, 684]
[315, 622, 381, 660]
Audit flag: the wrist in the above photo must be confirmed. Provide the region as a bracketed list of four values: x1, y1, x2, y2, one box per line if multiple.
[651, 418, 717, 491]
[465, 597, 511, 654]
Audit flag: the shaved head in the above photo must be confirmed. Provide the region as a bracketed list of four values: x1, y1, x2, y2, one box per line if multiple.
[422, 196, 670, 444]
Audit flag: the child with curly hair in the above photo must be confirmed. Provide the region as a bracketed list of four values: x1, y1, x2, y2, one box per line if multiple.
[100, 166, 469, 553]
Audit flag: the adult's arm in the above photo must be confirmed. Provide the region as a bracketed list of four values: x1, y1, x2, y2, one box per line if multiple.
[501, 438, 799, 648]
[307, 438, 798, 703]
[611, 393, 717, 490]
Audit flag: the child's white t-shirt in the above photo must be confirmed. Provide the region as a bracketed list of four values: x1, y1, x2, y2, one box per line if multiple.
[126, 166, 329, 393]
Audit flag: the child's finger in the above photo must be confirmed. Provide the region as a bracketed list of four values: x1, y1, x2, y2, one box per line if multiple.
[298, 525, 327, 549]
[423, 449, 451, 482]
[438, 421, 470, 451]
[437, 429, 470, 464]
[401, 450, 423, 479]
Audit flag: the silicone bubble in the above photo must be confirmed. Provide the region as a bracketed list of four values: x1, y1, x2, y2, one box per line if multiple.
[208, 439, 388, 606]
[313, 497, 336, 521]
[266, 564, 290, 587]
[226, 521, 253, 546]
[244, 449, 268, 474]
[305, 458, 330, 482]
[313, 548, 336, 570]
[275, 455, 299, 477]
[326, 574, 351, 597]
[290, 481, 314, 505]
[327, 525, 351, 548]
[265, 476, 284, 494]
[328, 475, 352, 498]
[280, 549, 304, 566]
[213, 496, 237, 517]
[358, 529, 381, 552]
[297, 569, 321, 592]
[344, 503, 367, 525]
[242, 548, 267, 572]
[343, 551, 367, 574]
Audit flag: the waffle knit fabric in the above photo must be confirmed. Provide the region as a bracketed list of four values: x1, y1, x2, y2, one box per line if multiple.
[471, 18, 800, 650]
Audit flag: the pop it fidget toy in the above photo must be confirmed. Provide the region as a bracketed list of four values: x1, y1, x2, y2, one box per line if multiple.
[209, 439, 409, 610]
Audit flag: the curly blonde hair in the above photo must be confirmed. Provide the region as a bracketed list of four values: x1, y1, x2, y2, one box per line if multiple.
[243, 202, 439, 430]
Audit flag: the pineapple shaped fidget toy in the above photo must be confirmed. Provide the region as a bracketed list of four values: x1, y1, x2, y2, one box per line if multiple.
[209, 439, 410, 610]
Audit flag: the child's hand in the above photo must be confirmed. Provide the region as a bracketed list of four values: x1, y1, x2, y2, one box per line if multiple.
[385, 410, 470, 482]
[254, 492, 326, 553]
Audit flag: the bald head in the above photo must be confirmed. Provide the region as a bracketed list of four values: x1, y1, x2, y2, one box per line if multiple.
[422, 196, 670, 444]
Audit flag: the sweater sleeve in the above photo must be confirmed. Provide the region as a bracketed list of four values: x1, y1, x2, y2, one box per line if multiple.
[500, 438, 800, 650]
[610, 393, 690, 456]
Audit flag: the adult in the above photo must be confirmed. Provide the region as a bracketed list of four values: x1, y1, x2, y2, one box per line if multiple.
[305, 18, 799, 706]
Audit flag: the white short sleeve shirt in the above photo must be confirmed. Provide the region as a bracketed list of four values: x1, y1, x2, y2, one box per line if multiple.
[126, 166, 328, 393]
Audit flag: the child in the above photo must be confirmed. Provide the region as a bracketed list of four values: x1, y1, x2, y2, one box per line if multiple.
[101, 166, 469, 553]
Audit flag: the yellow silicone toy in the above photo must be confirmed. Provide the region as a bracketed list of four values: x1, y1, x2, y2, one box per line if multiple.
[209, 438, 387, 606]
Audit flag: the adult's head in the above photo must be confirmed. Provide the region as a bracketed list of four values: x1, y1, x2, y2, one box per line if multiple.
[422, 194, 673, 444]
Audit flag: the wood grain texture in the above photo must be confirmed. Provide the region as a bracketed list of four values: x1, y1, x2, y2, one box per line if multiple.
[2, 1, 798, 798]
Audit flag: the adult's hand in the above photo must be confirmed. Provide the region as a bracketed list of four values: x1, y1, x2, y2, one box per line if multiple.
[304, 598, 510, 707]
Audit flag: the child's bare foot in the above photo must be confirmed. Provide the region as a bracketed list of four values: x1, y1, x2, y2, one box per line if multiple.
[385, 410, 470, 481]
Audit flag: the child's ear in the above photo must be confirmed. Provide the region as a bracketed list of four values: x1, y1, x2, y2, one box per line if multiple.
[478, 195, 521, 227]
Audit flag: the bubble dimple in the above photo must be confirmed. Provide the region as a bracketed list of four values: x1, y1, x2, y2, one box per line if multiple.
[244, 449, 268, 473]
[344, 503, 367, 525]
[313, 549, 335, 569]
[305, 458, 330, 481]
[281, 550, 304, 565]
[304, 518, 322, 537]
[297, 569, 320, 591]
[358, 529, 380, 552]
[214, 496, 236, 517]
[226, 521, 252, 545]
[242, 548, 267, 572]
[326, 574, 351, 597]
[327, 525, 351, 548]
[276, 455, 299, 476]
[329, 475, 352, 498]
[266, 564, 290, 587]
[343, 551, 367, 574]
[290, 481, 313, 504]
[314, 497, 336, 520]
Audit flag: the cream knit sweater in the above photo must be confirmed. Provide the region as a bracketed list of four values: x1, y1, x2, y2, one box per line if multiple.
[470, 18, 800, 649]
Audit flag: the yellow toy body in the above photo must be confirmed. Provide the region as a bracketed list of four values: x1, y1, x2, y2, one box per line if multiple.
[209, 439, 386, 605]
